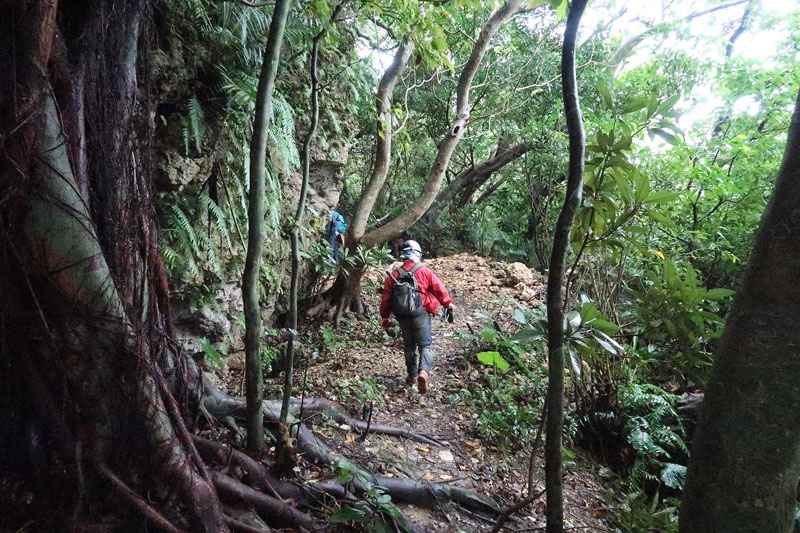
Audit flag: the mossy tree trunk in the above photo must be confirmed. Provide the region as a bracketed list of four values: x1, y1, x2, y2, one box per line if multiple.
[679, 87, 800, 533]
[0, 1, 226, 530]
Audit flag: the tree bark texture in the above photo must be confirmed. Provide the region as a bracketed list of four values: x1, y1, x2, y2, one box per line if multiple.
[242, 0, 291, 452]
[679, 88, 800, 533]
[0, 1, 226, 530]
[545, 1, 588, 532]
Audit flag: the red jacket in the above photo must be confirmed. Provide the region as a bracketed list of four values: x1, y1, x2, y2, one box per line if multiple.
[380, 260, 452, 319]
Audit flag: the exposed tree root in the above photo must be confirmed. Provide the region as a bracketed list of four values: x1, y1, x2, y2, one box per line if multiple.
[212, 471, 324, 532]
[198, 381, 502, 528]
[290, 398, 448, 447]
[224, 514, 271, 533]
[97, 464, 184, 533]
[192, 435, 281, 499]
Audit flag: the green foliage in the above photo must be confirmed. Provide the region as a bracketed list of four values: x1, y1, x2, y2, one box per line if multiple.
[320, 326, 345, 354]
[329, 462, 404, 532]
[201, 337, 225, 369]
[607, 490, 680, 533]
[460, 306, 549, 450]
[333, 377, 386, 411]
[475, 351, 510, 372]
[629, 259, 731, 384]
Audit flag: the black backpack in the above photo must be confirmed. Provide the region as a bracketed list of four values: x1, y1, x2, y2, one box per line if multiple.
[390, 264, 425, 318]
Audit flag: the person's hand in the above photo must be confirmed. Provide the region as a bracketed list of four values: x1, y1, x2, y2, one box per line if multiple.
[381, 318, 390, 332]
[447, 303, 455, 312]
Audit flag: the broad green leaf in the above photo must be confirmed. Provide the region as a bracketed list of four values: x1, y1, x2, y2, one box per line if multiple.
[644, 191, 681, 204]
[621, 96, 650, 114]
[476, 351, 510, 371]
[556, 0, 568, 19]
[644, 208, 675, 228]
[510, 327, 544, 343]
[431, 36, 448, 52]
[568, 347, 582, 376]
[597, 81, 613, 107]
[653, 128, 680, 146]
[566, 310, 582, 329]
[511, 308, 527, 324]
[591, 318, 621, 334]
[329, 508, 367, 524]
[657, 94, 681, 116]
[661, 463, 687, 490]
[705, 288, 735, 300]
[633, 168, 650, 203]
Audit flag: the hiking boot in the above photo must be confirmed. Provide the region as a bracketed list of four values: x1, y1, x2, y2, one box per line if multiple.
[417, 370, 429, 395]
[405, 375, 417, 387]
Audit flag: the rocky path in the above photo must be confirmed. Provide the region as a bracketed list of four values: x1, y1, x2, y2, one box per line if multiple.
[289, 254, 608, 532]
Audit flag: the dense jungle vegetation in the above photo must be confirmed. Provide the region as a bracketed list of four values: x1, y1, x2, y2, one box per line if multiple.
[1, 0, 800, 531]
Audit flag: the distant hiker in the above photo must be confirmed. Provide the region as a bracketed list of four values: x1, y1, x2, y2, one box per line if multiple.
[325, 210, 347, 261]
[380, 240, 453, 394]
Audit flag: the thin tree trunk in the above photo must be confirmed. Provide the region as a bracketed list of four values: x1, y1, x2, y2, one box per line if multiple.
[347, 39, 415, 245]
[679, 88, 800, 533]
[281, 28, 324, 424]
[242, 0, 291, 453]
[545, 1, 588, 532]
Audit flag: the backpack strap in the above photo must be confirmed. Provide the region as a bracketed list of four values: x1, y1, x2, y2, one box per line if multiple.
[408, 263, 424, 275]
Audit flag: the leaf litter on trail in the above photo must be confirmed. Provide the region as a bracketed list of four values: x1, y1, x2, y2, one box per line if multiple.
[279, 254, 609, 532]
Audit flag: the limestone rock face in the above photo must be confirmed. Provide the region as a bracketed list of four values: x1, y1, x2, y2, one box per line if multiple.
[504, 262, 536, 287]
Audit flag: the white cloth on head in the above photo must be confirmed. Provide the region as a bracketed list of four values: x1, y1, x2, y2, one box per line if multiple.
[404, 250, 422, 263]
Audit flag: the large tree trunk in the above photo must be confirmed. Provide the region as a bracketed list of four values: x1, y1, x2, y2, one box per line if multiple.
[545, 1, 588, 532]
[679, 88, 800, 533]
[0, 1, 225, 530]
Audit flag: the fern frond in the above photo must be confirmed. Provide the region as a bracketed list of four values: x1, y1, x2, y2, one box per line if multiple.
[201, 192, 233, 250]
[187, 95, 205, 154]
[169, 204, 200, 256]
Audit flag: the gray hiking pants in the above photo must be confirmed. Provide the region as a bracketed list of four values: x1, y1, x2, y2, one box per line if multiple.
[397, 312, 434, 378]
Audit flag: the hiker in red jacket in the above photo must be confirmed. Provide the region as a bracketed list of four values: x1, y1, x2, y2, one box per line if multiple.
[380, 240, 453, 394]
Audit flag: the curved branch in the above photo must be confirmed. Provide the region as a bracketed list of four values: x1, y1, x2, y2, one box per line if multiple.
[348, 39, 416, 244]
[361, 0, 525, 248]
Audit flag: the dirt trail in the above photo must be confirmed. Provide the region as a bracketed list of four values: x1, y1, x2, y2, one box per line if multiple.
[291, 254, 608, 532]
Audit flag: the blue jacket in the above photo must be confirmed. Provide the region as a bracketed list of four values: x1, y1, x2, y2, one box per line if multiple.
[329, 211, 347, 235]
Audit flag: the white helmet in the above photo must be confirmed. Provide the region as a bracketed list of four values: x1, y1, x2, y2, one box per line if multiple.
[402, 240, 422, 259]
